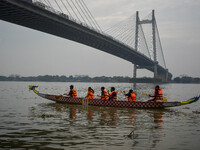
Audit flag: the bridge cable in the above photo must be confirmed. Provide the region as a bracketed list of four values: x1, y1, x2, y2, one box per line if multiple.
[105, 22, 135, 47]
[43, 0, 49, 7]
[80, 0, 102, 31]
[105, 16, 136, 47]
[65, 0, 81, 21]
[124, 28, 136, 47]
[139, 24, 151, 58]
[38, 0, 50, 7]
[74, 0, 94, 28]
[53, 0, 64, 13]
[139, 29, 151, 58]
[125, 26, 137, 47]
[77, 0, 98, 30]
[60, 0, 72, 17]
[138, 23, 153, 59]
[78, 0, 100, 31]
[70, 0, 87, 23]
[128, 22, 137, 47]
[105, 18, 130, 33]
[115, 21, 135, 40]
[46, 0, 53, 8]
[140, 12, 154, 59]
[106, 20, 132, 36]
[117, 23, 135, 44]
[109, 23, 129, 38]
[105, 15, 135, 35]
[155, 20, 166, 68]
[113, 25, 134, 47]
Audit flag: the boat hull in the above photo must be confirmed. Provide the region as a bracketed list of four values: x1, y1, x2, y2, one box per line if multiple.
[38, 93, 181, 108]
[29, 85, 198, 109]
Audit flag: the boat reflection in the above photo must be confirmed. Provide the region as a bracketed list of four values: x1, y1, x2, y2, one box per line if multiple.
[69, 107, 77, 121]
[153, 110, 164, 129]
[42, 103, 165, 129]
[87, 108, 94, 124]
[29, 103, 166, 149]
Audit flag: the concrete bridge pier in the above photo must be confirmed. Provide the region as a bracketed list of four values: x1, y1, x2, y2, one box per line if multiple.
[154, 61, 158, 82]
[157, 69, 171, 82]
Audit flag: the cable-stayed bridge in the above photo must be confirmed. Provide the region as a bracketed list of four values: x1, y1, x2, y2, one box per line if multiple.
[0, 0, 172, 82]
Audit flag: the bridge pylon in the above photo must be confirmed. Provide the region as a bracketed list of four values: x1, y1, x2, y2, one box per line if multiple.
[133, 11, 139, 81]
[133, 10, 169, 82]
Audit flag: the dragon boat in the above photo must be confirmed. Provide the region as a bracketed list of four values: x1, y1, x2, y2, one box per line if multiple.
[29, 85, 200, 109]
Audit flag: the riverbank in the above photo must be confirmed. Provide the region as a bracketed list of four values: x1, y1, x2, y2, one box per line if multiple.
[0, 75, 200, 83]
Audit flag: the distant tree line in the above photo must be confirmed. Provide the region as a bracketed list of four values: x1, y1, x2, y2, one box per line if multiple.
[0, 75, 131, 82]
[173, 76, 200, 83]
[0, 75, 200, 83]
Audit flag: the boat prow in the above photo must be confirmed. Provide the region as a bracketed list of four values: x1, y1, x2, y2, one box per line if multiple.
[29, 85, 200, 109]
[181, 96, 200, 105]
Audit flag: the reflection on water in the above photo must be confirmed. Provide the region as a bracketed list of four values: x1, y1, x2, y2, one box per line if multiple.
[0, 82, 200, 150]
[24, 103, 166, 149]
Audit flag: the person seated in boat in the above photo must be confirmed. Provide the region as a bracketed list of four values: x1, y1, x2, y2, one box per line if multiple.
[148, 85, 163, 102]
[108, 87, 118, 101]
[123, 89, 136, 101]
[64, 85, 77, 98]
[86, 87, 94, 99]
[97, 87, 108, 100]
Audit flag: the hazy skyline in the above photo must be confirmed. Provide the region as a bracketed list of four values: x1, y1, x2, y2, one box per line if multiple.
[0, 0, 200, 78]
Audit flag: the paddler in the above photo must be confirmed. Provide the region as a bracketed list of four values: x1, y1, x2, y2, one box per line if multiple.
[108, 87, 118, 100]
[86, 87, 94, 99]
[148, 85, 163, 102]
[64, 85, 77, 98]
[97, 87, 108, 100]
[123, 89, 136, 101]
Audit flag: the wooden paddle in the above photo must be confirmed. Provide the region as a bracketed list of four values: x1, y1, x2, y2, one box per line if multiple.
[142, 92, 167, 102]
[55, 95, 63, 99]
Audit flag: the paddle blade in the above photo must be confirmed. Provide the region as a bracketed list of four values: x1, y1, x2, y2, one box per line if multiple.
[55, 95, 63, 99]
[142, 92, 150, 96]
[163, 98, 167, 102]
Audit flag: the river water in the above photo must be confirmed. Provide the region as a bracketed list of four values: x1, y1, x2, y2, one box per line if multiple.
[0, 81, 200, 150]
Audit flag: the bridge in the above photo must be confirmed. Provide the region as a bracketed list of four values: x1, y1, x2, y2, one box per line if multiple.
[0, 0, 172, 82]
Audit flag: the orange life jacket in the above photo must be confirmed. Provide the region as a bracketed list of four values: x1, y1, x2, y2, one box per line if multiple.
[127, 92, 136, 101]
[101, 90, 108, 100]
[87, 89, 94, 99]
[154, 89, 163, 100]
[72, 89, 77, 98]
[109, 91, 118, 101]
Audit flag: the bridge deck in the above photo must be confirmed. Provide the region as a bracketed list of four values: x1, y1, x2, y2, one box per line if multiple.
[0, 0, 172, 78]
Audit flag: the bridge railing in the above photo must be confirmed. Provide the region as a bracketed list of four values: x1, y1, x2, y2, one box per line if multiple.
[28, 1, 139, 52]
[30, 0, 101, 33]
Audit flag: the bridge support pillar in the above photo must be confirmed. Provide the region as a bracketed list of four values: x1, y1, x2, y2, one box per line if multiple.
[165, 69, 169, 82]
[133, 64, 137, 82]
[154, 61, 158, 82]
[132, 11, 139, 84]
[156, 69, 171, 82]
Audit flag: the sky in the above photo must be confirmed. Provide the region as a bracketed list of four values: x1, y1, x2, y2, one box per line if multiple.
[0, 0, 200, 78]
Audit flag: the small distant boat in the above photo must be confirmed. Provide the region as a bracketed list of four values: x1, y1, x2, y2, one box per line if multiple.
[29, 85, 200, 109]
